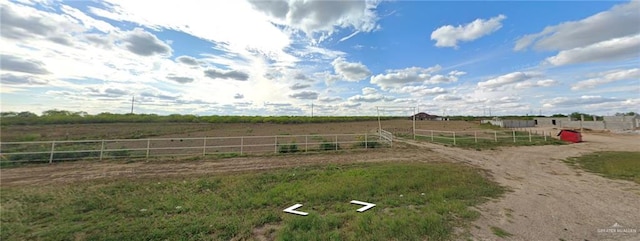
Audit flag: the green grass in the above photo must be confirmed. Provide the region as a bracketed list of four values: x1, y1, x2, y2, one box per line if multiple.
[414, 132, 566, 150]
[1, 162, 504, 241]
[490, 226, 513, 238]
[564, 151, 640, 184]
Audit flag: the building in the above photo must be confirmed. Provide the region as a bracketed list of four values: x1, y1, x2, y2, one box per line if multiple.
[410, 112, 441, 120]
[534, 115, 639, 131]
[533, 117, 571, 127]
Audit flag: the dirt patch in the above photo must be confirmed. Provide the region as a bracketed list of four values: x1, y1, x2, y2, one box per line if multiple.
[251, 223, 281, 241]
[1, 120, 483, 141]
[399, 132, 640, 241]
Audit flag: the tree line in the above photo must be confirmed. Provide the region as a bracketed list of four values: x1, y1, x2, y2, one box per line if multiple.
[0, 110, 392, 125]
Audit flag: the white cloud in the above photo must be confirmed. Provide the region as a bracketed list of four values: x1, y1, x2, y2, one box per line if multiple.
[431, 14, 506, 48]
[318, 96, 342, 102]
[290, 83, 311, 90]
[514, 79, 558, 89]
[331, 57, 371, 82]
[203, 68, 250, 81]
[433, 94, 462, 101]
[478, 72, 531, 89]
[370, 65, 462, 90]
[515, 1, 640, 51]
[248, 0, 380, 42]
[348, 87, 394, 103]
[289, 91, 319, 100]
[91, 0, 298, 67]
[572, 68, 640, 90]
[121, 28, 172, 56]
[545, 34, 640, 66]
[0, 54, 50, 74]
[448, 70, 467, 76]
[339, 31, 360, 42]
[390, 86, 447, 96]
[542, 95, 620, 108]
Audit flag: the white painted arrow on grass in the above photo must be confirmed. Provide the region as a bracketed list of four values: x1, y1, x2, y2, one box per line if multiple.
[350, 200, 376, 212]
[283, 204, 308, 216]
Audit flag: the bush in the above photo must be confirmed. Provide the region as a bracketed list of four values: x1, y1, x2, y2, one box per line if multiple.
[319, 142, 340, 151]
[356, 140, 380, 148]
[278, 143, 299, 153]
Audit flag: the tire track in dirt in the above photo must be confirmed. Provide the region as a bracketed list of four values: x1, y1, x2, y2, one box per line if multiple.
[399, 133, 640, 241]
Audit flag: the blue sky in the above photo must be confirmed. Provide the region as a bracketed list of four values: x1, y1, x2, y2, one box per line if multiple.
[1, 0, 639, 116]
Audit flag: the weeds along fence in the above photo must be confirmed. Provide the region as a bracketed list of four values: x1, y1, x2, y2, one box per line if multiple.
[0, 132, 392, 165]
[414, 128, 558, 146]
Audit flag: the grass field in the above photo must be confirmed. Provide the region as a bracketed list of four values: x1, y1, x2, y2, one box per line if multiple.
[1, 162, 504, 240]
[564, 151, 640, 184]
[413, 131, 566, 150]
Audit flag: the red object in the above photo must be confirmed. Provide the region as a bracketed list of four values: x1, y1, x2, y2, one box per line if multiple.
[557, 129, 582, 143]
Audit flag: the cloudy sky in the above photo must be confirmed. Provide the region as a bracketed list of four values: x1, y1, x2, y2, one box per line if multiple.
[1, 0, 639, 116]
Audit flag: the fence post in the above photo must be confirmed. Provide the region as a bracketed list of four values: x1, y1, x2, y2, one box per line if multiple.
[146, 139, 151, 159]
[203, 137, 207, 157]
[512, 130, 516, 143]
[494, 131, 497, 142]
[529, 130, 532, 142]
[335, 135, 338, 150]
[365, 133, 368, 149]
[275, 136, 278, 153]
[453, 132, 456, 146]
[544, 131, 547, 141]
[431, 130, 434, 141]
[49, 141, 56, 163]
[474, 131, 477, 143]
[240, 137, 244, 155]
[100, 140, 105, 161]
[305, 135, 308, 152]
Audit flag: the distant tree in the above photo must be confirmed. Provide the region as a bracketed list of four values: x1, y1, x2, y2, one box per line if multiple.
[551, 114, 567, 117]
[42, 109, 73, 116]
[17, 111, 38, 118]
[1, 112, 18, 117]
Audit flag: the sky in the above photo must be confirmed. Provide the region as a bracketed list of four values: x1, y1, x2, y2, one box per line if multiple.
[1, 0, 639, 117]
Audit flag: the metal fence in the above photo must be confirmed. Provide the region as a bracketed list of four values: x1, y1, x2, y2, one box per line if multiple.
[0, 132, 392, 164]
[414, 129, 556, 146]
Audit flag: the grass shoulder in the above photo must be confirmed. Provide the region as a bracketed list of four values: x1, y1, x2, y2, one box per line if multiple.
[1, 162, 504, 241]
[564, 151, 640, 184]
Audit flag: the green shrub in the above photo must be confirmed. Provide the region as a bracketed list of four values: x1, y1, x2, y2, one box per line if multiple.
[278, 143, 299, 153]
[319, 142, 340, 151]
[356, 140, 380, 148]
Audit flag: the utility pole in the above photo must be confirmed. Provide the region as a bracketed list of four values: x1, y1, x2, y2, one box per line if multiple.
[130, 96, 134, 114]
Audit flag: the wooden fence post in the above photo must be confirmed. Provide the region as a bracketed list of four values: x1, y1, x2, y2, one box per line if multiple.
[202, 137, 207, 157]
[100, 140, 105, 161]
[49, 141, 56, 163]
[364, 133, 368, 149]
[431, 130, 434, 141]
[512, 130, 516, 143]
[305, 135, 308, 152]
[474, 131, 477, 143]
[274, 136, 278, 153]
[529, 130, 532, 142]
[240, 137, 244, 155]
[335, 135, 338, 150]
[453, 132, 456, 146]
[494, 131, 497, 142]
[146, 139, 151, 159]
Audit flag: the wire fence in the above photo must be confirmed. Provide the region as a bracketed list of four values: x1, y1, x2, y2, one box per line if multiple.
[0, 131, 392, 165]
[414, 128, 558, 146]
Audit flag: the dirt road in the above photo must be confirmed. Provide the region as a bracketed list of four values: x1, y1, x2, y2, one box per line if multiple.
[2, 132, 639, 240]
[400, 132, 640, 241]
